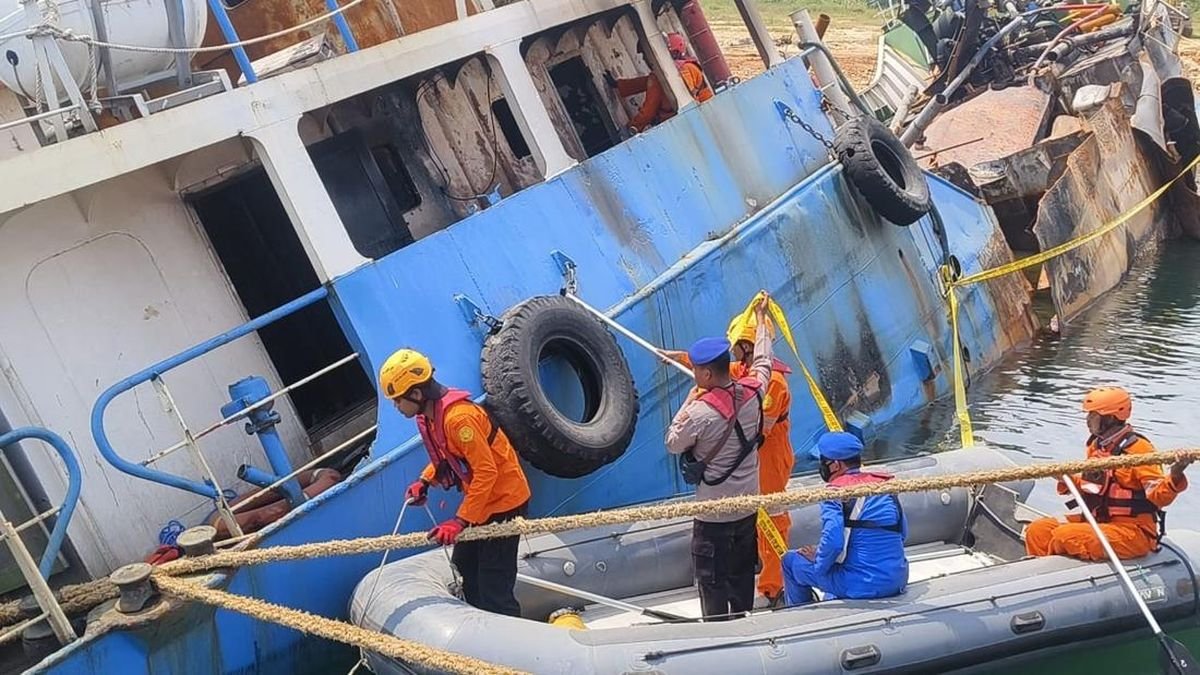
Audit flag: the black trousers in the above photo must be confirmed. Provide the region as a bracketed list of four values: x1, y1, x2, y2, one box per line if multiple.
[692, 514, 758, 621]
[451, 503, 526, 617]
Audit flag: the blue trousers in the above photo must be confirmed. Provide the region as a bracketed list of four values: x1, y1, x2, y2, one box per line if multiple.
[781, 551, 842, 606]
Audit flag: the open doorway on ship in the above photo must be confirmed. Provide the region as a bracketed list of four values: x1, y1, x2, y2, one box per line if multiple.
[188, 169, 376, 450]
[548, 56, 621, 157]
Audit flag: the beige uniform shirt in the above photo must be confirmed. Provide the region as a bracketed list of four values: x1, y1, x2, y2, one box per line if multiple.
[666, 323, 773, 522]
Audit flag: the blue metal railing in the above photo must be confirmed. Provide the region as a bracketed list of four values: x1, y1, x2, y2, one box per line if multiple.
[90, 287, 329, 499]
[0, 427, 82, 579]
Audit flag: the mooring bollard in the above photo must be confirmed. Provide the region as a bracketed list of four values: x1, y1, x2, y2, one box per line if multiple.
[110, 563, 155, 614]
[177, 525, 217, 557]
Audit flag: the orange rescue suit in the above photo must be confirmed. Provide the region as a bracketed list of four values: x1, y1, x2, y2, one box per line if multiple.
[733, 359, 794, 599]
[616, 60, 713, 132]
[419, 399, 531, 525]
[1025, 432, 1186, 560]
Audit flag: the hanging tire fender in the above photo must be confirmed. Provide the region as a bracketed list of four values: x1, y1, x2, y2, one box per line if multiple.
[481, 295, 640, 479]
[834, 115, 932, 226]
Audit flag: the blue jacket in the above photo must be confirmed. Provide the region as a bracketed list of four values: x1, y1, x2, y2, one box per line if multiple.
[814, 484, 909, 598]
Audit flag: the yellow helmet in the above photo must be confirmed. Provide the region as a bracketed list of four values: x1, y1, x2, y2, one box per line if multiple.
[379, 349, 433, 399]
[726, 313, 773, 345]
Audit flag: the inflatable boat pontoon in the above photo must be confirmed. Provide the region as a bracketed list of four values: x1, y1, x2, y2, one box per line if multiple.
[351, 447, 1200, 674]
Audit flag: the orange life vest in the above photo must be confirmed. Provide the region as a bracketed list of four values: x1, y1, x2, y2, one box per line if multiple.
[1071, 431, 1163, 524]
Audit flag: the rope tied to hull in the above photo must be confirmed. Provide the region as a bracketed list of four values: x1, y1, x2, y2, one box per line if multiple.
[156, 448, 1200, 576]
[153, 576, 526, 675]
[4, 448, 1199, 670]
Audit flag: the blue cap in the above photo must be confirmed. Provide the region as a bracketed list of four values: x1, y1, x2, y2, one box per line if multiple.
[687, 337, 731, 366]
[817, 431, 863, 461]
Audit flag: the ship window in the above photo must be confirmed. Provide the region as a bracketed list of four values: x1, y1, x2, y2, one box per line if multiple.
[490, 97, 531, 159]
[549, 56, 619, 158]
[308, 130, 417, 259]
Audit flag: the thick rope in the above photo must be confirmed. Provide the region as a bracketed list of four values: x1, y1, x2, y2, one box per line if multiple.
[2, 450, 1193, 643]
[157, 448, 1200, 576]
[0, 578, 117, 627]
[154, 576, 525, 675]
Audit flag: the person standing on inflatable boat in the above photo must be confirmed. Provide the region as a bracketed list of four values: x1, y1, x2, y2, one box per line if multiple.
[782, 432, 908, 606]
[379, 349, 531, 616]
[666, 294, 773, 621]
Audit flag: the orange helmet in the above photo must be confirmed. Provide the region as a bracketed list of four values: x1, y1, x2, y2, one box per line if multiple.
[1082, 386, 1132, 421]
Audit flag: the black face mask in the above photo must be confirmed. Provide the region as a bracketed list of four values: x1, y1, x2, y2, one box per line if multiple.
[819, 459, 834, 482]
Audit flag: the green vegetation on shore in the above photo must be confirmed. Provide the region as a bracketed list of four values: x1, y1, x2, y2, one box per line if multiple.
[699, 0, 879, 28]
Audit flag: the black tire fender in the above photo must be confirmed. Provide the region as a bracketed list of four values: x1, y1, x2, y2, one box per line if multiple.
[481, 295, 639, 478]
[834, 115, 932, 226]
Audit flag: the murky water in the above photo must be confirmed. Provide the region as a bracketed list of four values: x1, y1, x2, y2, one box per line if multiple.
[874, 237, 1200, 673]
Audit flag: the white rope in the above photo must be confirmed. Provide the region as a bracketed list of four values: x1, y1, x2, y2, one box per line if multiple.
[19, 0, 370, 55]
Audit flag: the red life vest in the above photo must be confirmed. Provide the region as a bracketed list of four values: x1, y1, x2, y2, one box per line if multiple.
[698, 376, 762, 419]
[1073, 430, 1161, 523]
[415, 389, 497, 491]
[684, 377, 764, 486]
[829, 471, 903, 563]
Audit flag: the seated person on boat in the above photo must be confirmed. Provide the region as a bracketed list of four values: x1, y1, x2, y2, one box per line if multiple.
[782, 432, 909, 606]
[379, 349, 531, 616]
[666, 296, 772, 621]
[1025, 387, 1192, 561]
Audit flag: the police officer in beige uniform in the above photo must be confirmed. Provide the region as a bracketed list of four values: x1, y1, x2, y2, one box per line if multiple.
[666, 296, 773, 620]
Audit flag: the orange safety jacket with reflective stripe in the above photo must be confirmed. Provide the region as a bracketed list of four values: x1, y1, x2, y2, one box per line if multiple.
[418, 390, 531, 525]
[1062, 429, 1186, 538]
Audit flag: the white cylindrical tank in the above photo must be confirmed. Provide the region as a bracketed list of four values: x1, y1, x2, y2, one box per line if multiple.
[0, 0, 207, 102]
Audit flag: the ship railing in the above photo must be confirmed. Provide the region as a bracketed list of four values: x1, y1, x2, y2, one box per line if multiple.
[2, 0, 512, 144]
[91, 287, 373, 541]
[0, 427, 82, 646]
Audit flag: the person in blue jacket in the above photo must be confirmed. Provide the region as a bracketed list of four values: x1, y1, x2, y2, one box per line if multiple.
[781, 432, 909, 605]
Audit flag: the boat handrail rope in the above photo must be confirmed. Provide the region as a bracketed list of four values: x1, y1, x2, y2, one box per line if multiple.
[943, 152, 1200, 449]
[89, 287, 370, 538]
[1, 448, 1197, 668]
[0, 427, 82, 646]
[152, 447, 1200, 576]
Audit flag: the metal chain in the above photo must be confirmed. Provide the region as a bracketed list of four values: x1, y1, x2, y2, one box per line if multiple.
[779, 103, 835, 153]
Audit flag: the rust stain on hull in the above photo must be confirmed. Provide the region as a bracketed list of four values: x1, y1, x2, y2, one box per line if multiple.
[919, 86, 1053, 169]
[197, 0, 467, 82]
[1034, 97, 1168, 322]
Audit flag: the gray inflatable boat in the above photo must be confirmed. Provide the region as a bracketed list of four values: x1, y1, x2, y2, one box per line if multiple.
[350, 447, 1200, 674]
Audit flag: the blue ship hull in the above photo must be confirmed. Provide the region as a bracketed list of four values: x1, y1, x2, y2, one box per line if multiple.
[34, 56, 1028, 674]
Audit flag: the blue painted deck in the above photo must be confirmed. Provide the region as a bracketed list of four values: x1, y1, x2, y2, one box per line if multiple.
[37, 54, 1019, 674]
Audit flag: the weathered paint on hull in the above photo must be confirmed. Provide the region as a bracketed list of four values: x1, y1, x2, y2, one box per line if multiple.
[33, 56, 1031, 674]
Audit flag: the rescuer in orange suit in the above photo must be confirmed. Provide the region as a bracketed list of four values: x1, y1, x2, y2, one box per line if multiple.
[660, 314, 794, 607]
[1024, 387, 1192, 561]
[729, 316, 794, 607]
[605, 32, 714, 133]
[379, 349, 531, 616]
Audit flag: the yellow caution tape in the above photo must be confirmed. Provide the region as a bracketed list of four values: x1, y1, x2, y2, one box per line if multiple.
[951, 153, 1200, 288]
[946, 284, 975, 449]
[943, 152, 1200, 448]
[756, 506, 788, 557]
[728, 292, 843, 432]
